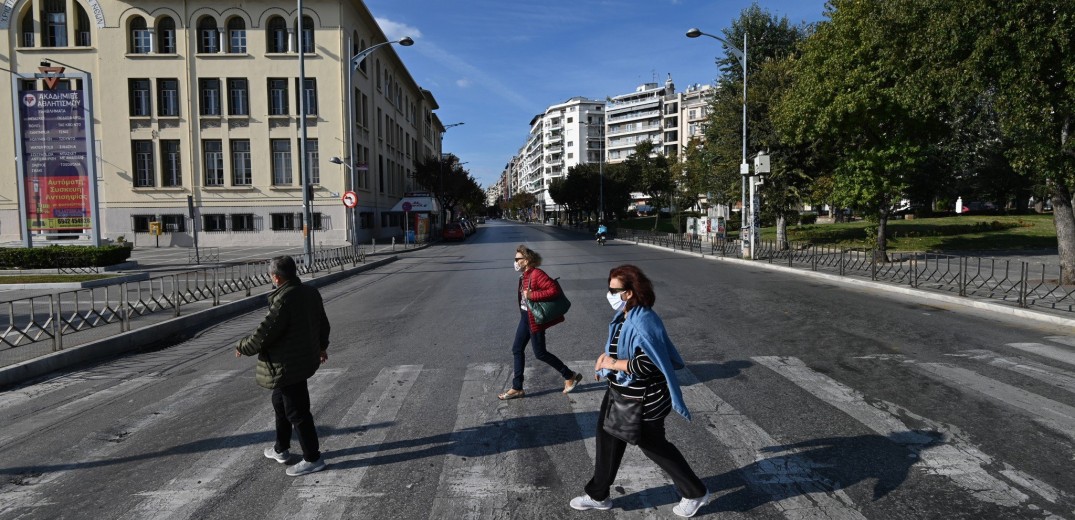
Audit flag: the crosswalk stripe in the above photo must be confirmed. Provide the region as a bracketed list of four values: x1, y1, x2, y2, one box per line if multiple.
[753, 356, 1043, 511]
[1007, 342, 1075, 368]
[279, 365, 423, 519]
[0, 374, 161, 450]
[951, 349, 1075, 396]
[678, 368, 867, 520]
[914, 362, 1075, 442]
[1043, 336, 1075, 348]
[121, 368, 345, 520]
[426, 362, 538, 519]
[0, 370, 238, 517]
[565, 361, 677, 518]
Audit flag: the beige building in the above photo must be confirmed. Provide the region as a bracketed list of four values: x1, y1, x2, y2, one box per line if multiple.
[1, 0, 443, 247]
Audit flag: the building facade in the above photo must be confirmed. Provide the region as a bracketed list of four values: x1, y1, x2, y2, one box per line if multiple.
[1, 0, 441, 247]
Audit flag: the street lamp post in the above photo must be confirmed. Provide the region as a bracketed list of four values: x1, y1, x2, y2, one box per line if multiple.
[686, 27, 750, 258]
[342, 36, 414, 246]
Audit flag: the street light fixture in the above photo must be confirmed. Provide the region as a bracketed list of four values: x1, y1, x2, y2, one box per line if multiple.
[686, 27, 752, 258]
[341, 35, 414, 248]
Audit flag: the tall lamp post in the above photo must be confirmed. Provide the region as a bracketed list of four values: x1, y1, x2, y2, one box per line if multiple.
[341, 36, 414, 247]
[686, 27, 750, 258]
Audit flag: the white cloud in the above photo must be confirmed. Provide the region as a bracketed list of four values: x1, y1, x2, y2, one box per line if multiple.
[375, 17, 422, 41]
[456, 78, 472, 88]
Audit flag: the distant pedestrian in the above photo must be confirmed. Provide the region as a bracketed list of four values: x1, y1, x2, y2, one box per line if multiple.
[570, 265, 709, 517]
[236, 255, 330, 476]
[498, 245, 583, 400]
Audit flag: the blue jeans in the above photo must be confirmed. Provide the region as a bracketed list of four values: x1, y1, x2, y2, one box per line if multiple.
[511, 310, 573, 391]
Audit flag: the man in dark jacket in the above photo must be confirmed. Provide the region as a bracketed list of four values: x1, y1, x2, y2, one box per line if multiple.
[236, 255, 330, 476]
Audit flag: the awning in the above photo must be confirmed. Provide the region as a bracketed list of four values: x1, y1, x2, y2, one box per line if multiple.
[388, 196, 440, 213]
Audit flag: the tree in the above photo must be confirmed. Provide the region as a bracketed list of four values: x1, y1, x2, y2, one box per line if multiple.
[623, 141, 674, 231]
[412, 154, 481, 225]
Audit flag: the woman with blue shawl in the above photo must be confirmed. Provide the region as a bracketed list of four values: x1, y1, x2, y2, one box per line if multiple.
[570, 265, 709, 518]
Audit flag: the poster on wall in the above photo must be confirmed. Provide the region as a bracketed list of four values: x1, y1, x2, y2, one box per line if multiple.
[18, 90, 92, 232]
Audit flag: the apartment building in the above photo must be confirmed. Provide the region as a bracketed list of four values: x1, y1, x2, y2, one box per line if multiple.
[1, 0, 441, 247]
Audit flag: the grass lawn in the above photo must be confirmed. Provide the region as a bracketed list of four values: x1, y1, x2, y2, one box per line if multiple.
[0, 274, 117, 284]
[617, 214, 1057, 252]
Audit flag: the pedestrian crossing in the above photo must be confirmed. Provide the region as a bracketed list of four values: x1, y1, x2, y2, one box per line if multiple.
[1, 338, 1074, 519]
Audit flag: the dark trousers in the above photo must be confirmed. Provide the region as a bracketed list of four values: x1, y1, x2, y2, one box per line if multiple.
[585, 388, 706, 501]
[511, 310, 573, 391]
[271, 379, 321, 462]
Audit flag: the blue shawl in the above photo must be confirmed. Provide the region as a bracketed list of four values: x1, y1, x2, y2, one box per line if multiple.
[598, 306, 691, 421]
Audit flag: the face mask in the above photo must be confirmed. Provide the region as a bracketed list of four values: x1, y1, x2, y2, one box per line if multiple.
[606, 291, 626, 312]
[513, 261, 523, 272]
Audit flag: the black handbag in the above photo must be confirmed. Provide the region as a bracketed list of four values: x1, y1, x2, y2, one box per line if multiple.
[602, 384, 644, 445]
[526, 277, 571, 325]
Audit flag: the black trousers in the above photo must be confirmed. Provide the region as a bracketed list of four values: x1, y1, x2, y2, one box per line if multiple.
[585, 388, 706, 501]
[271, 379, 321, 462]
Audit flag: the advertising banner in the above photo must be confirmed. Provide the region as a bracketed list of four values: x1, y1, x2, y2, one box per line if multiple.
[19, 90, 92, 231]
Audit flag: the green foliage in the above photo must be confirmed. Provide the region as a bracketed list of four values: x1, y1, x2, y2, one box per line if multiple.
[412, 154, 484, 219]
[0, 245, 132, 269]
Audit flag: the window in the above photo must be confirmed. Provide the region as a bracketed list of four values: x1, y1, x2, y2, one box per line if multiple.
[267, 17, 288, 53]
[203, 140, 224, 186]
[297, 78, 317, 115]
[271, 213, 297, 230]
[359, 212, 373, 229]
[158, 79, 179, 117]
[231, 139, 251, 185]
[158, 17, 176, 54]
[231, 214, 255, 231]
[304, 139, 319, 184]
[300, 16, 314, 53]
[227, 18, 246, 53]
[268, 78, 288, 115]
[271, 139, 292, 185]
[21, 11, 35, 47]
[295, 212, 323, 230]
[132, 215, 153, 233]
[197, 17, 219, 53]
[161, 140, 182, 187]
[199, 79, 221, 116]
[358, 39, 368, 72]
[161, 214, 186, 232]
[227, 78, 249, 116]
[132, 141, 154, 187]
[203, 214, 227, 231]
[44, 0, 68, 47]
[130, 17, 151, 53]
[129, 79, 151, 116]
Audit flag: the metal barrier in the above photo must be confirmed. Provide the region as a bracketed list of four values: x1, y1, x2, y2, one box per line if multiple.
[0, 244, 370, 358]
[617, 230, 1075, 315]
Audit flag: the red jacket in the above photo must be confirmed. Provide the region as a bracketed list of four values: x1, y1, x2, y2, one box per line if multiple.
[518, 267, 565, 332]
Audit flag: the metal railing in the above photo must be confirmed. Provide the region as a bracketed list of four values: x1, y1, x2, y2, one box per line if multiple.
[0, 244, 370, 365]
[617, 229, 1075, 314]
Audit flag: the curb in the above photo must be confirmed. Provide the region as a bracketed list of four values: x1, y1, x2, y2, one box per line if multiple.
[0, 272, 151, 290]
[0, 255, 399, 389]
[625, 239, 1075, 329]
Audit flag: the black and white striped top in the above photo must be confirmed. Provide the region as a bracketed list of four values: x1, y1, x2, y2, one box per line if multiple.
[608, 315, 672, 421]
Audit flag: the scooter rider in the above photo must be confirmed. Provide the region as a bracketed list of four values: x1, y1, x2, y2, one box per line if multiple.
[596, 222, 608, 242]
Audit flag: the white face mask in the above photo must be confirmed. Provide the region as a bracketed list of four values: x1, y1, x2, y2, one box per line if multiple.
[606, 291, 626, 312]
[513, 260, 523, 272]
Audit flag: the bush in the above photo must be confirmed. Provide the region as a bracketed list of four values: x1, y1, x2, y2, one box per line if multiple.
[0, 245, 133, 269]
[799, 212, 818, 225]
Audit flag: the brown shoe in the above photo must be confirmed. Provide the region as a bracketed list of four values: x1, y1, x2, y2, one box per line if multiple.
[498, 389, 525, 400]
[563, 372, 583, 394]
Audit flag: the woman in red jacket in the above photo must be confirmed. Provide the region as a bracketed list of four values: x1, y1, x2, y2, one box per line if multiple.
[499, 245, 583, 400]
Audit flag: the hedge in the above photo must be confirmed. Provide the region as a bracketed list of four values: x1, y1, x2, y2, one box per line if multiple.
[0, 245, 133, 269]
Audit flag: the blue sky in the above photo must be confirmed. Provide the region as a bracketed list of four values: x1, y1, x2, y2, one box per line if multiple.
[364, 0, 829, 189]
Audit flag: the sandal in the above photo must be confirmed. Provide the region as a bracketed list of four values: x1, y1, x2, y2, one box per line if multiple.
[498, 389, 525, 400]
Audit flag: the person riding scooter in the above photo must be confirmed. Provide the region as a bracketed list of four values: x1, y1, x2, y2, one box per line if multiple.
[595, 223, 608, 244]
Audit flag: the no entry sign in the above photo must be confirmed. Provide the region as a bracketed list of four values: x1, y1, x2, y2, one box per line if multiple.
[342, 191, 358, 208]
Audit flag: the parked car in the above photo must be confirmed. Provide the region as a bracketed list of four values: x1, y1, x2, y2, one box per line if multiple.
[476, 217, 486, 224]
[459, 219, 475, 235]
[442, 222, 466, 241]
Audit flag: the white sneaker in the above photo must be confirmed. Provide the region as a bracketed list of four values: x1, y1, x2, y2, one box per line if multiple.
[286, 457, 326, 476]
[570, 494, 613, 511]
[672, 490, 710, 517]
[263, 446, 289, 464]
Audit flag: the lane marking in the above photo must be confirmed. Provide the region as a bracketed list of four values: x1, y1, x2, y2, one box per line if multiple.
[122, 369, 344, 520]
[752, 356, 1037, 510]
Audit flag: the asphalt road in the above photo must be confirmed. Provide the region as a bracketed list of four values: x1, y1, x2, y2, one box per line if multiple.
[1, 220, 1073, 519]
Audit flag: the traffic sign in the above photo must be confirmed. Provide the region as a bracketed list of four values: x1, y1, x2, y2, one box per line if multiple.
[342, 191, 358, 208]
[402, 201, 412, 212]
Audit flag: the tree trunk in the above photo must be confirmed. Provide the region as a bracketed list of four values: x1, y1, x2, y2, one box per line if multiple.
[875, 213, 890, 263]
[1052, 183, 1075, 285]
[776, 215, 788, 250]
